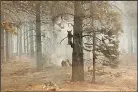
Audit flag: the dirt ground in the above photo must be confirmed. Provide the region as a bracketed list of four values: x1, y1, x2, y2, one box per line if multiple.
[1, 55, 137, 91]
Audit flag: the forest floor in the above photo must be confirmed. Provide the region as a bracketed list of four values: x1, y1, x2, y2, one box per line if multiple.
[1, 54, 137, 91]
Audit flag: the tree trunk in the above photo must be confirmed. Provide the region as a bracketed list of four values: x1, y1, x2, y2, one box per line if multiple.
[23, 26, 26, 54]
[17, 28, 19, 56]
[92, 28, 96, 83]
[1, 27, 4, 63]
[91, 2, 96, 83]
[133, 31, 137, 54]
[1, 14, 5, 63]
[9, 33, 13, 58]
[29, 24, 34, 58]
[36, 2, 43, 71]
[6, 31, 9, 62]
[26, 25, 29, 56]
[72, 1, 84, 81]
[19, 27, 22, 58]
[11, 34, 13, 57]
[128, 30, 133, 56]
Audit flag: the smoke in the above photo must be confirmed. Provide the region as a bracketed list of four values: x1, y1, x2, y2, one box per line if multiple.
[49, 22, 73, 66]
[11, 1, 137, 66]
[49, 1, 137, 66]
[114, 1, 137, 54]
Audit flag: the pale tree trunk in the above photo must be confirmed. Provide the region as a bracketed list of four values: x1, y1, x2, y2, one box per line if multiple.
[23, 26, 26, 54]
[11, 34, 13, 57]
[6, 31, 9, 62]
[8, 33, 13, 58]
[26, 25, 29, 56]
[128, 30, 133, 56]
[17, 28, 19, 56]
[72, 1, 84, 81]
[19, 27, 22, 59]
[29, 23, 34, 58]
[50, 3, 57, 55]
[133, 31, 137, 54]
[36, 2, 43, 71]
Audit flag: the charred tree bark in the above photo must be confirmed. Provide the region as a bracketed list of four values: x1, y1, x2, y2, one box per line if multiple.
[36, 2, 43, 71]
[72, 1, 84, 81]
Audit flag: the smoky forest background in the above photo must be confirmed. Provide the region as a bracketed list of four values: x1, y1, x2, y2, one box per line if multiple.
[1, 1, 137, 91]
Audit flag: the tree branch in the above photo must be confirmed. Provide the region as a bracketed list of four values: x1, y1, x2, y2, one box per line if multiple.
[60, 36, 68, 44]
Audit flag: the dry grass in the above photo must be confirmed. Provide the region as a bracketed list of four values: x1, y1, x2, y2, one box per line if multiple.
[1, 55, 137, 91]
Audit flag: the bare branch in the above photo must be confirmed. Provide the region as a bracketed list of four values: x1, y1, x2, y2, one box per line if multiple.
[60, 36, 68, 44]
[109, 4, 129, 19]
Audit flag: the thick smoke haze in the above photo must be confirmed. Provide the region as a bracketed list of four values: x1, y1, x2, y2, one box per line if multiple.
[51, 1, 137, 65]
[11, 1, 137, 65]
